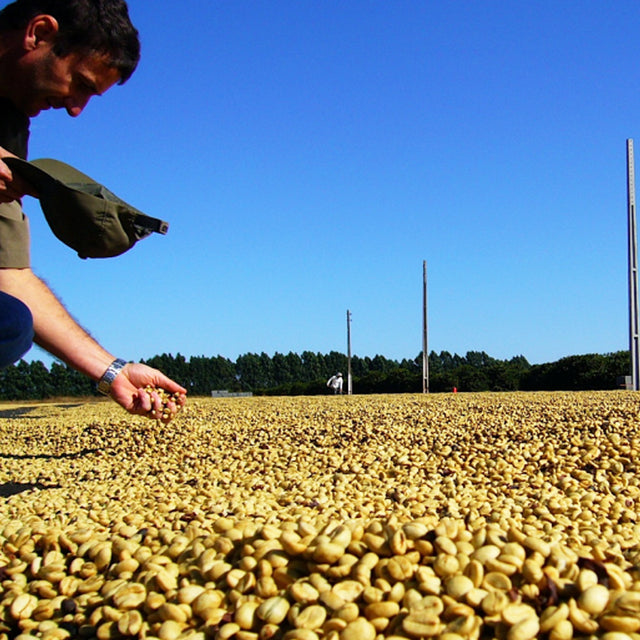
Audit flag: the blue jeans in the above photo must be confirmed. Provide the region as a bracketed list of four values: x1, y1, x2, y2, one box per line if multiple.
[0, 291, 33, 368]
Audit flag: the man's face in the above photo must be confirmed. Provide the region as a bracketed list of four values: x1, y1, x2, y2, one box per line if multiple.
[12, 43, 121, 118]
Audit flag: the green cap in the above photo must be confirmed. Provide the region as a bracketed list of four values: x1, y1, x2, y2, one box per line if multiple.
[5, 157, 169, 259]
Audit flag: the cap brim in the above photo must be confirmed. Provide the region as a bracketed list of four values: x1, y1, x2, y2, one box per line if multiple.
[5, 157, 169, 258]
[4, 157, 58, 194]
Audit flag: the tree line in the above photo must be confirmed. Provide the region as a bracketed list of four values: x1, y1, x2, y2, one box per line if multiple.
[0, 349, 630, 400]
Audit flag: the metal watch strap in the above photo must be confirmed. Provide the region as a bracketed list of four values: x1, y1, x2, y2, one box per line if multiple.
[97, 358, 127, 396]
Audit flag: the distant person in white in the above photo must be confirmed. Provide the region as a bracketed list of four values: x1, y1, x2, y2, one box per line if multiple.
[327, 372, 343, 394]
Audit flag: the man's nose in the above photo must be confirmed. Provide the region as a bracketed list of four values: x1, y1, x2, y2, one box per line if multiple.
[65, 95, 91, 117]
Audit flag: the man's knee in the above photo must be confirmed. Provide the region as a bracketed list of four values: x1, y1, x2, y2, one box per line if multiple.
[0, 292, 34, 368]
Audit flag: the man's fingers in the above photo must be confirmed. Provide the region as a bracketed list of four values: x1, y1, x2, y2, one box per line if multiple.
[136, 386, 184, 423]
[0, 172, 37, 201]
[134, 387, 153, 413]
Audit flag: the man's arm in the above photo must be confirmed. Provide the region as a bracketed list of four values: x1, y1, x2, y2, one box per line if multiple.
[0, 266, 186, 421]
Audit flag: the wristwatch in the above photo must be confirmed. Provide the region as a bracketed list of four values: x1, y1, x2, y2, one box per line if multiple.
[97, 358, 127, 396]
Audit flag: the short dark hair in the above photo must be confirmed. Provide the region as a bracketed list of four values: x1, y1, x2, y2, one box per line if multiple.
[0, 0, 140, 83]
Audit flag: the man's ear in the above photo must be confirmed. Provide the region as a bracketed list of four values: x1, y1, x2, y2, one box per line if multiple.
[23, 14, 59, 51]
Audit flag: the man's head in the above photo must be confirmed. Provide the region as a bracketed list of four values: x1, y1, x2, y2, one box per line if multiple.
[0, 0, 140, 81]
[0, 0, 140, 117]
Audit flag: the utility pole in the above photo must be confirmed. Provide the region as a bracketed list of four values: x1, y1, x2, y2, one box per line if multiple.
[346, 310, 353, 395]
[423, 261, 429, 393]
[628, 139, 640, 390]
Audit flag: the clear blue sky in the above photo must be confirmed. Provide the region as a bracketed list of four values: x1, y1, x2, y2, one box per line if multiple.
[18, 0, 640, 367]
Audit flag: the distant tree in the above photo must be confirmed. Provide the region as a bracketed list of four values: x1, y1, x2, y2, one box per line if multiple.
[351, 355, 370, 378]
[271, 352, 290, 386]
[370, 354, 395, 373]
[49, 361, 74, 396]
[270, 352, 304, 386]
[27, 360, 54, 398]
[465, 351, 496, 369]
[360, 355, 374, 375]
[607, 351, 631, 385]
[49, 361, 94, 397]
[355, 371, 386, 394]
[384, 368, 421, 393]
[324, 351, 348, 378]
[301, 351, 323, 382]
[188, 355, 236, 394]
[509, 355, 530, 368]
[259, 352, 275, 387]
[429, 370, 458, 393]
[0, 360, 30, 399]
[455, 365, 490, 392]
[521, 352, 628, 391]
[487, 361, 520, 391]
[285, 352, 304, 382]
[399, 356, 419, 371]
[438, 351, 456, 371]
[236, 353, 271, 390]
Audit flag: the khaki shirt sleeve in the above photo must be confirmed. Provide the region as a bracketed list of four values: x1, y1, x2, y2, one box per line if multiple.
[0, 200, 30, 268]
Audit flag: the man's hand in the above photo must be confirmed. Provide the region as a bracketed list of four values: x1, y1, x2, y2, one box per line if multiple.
[0, 147, 38, 203]
[110, 362, 187, 424]
[0, 268, 186, 423]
